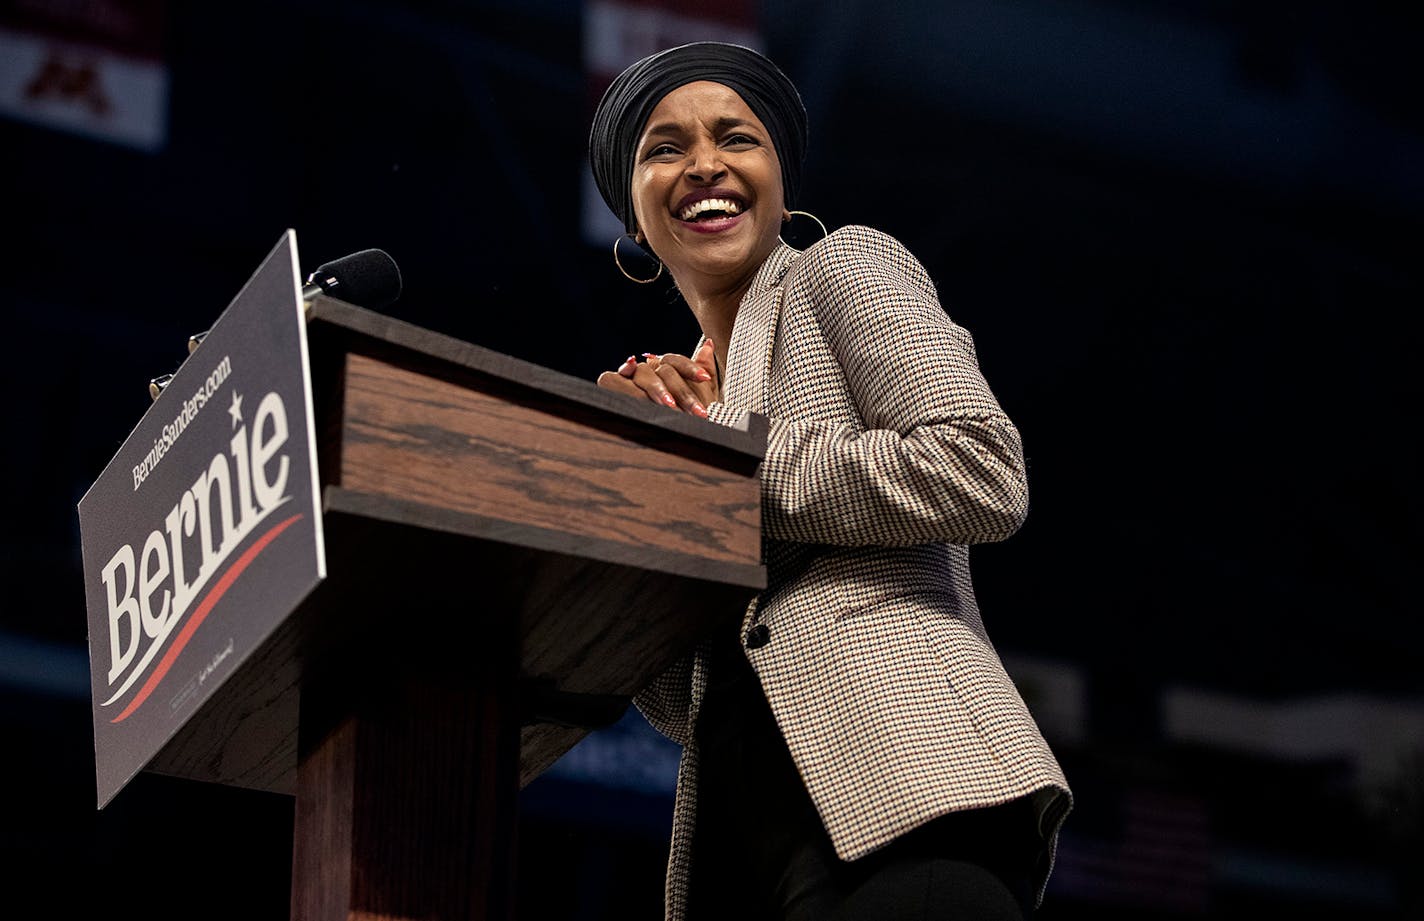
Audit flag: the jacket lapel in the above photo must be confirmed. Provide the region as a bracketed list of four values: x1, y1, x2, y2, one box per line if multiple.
[722, 242, 798, 415]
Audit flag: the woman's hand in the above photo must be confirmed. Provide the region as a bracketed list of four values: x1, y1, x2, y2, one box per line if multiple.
[596, 338, 719, 418]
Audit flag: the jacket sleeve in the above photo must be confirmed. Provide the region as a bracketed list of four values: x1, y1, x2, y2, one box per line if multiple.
[632, 651, 693, 745]
[707, 227, 1028, 547]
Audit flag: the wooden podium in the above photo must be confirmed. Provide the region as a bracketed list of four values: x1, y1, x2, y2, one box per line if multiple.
[132, 296, 767, 919]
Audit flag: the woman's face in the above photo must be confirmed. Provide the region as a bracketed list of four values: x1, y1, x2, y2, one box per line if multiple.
[630, 81, 785, 295]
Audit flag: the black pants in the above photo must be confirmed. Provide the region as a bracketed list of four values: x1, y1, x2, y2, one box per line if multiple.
[688, 646, 1042, 921]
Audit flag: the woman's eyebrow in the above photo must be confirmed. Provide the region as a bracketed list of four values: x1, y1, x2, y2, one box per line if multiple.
[642, 116, 757, 141]
[711, 116, 755, 132]
[641, 122, 684, 140]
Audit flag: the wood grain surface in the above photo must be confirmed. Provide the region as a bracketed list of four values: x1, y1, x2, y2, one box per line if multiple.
[339, 351, 761, 566]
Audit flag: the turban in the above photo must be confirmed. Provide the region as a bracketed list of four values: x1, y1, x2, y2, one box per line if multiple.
[589, 42, 808, 233]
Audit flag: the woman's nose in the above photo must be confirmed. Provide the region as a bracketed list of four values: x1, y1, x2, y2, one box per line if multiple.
[686, 144, 726, 183]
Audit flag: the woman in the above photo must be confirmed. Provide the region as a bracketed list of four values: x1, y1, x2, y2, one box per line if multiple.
[590, 42, 1070, 921]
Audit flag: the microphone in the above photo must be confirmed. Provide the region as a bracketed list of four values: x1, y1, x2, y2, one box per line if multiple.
[302, 248, 402, 309]
[156, 248, 403, 400]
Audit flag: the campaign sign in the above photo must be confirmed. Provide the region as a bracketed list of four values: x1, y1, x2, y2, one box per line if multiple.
[79, 231, 326, 807]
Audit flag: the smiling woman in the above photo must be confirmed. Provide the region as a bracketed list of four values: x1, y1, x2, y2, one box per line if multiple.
[589, 42, 1071, 921]
[630, 81, 785, 334]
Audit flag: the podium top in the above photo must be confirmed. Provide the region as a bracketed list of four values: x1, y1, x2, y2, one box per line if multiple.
[306, 295, 768, 467]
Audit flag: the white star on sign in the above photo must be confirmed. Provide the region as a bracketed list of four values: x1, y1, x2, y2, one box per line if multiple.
[229, 390, 244, 429]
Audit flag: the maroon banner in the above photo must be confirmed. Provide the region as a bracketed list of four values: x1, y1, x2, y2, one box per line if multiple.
[0, 0, 168, 149]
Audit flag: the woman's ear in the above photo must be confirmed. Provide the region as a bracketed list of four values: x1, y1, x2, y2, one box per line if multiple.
[782, 208, 792, 223]
[633, 227, 646, 245]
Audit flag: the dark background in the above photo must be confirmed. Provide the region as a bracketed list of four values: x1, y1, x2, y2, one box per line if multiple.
[3, 0, 1420, 917]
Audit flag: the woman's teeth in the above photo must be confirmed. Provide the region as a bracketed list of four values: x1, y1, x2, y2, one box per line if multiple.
[680, 198, 743, 221]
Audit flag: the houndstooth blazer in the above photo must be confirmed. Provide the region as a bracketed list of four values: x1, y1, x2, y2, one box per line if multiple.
[635, 225, 1072, 920]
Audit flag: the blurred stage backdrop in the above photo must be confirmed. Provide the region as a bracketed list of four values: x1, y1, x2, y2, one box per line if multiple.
[3, 0, 1420, 917]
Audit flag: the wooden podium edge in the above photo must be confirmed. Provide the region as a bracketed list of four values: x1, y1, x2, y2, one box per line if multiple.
[322, 486, 766, 592]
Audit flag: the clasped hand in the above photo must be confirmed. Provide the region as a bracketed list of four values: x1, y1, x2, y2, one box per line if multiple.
[596, 338, 719, 419]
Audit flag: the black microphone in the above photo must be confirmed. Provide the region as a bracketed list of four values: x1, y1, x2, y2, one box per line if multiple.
[164, 248, 404, 399]
[302, 248, 402, 309]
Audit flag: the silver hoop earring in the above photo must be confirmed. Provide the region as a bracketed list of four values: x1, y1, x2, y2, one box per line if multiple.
[613, 233, 663, 284]
[779, 210, 829, 247]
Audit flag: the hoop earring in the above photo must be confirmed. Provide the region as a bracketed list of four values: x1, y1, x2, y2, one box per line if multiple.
[613, 233, 663, 284]
[779, 210, 829, 246]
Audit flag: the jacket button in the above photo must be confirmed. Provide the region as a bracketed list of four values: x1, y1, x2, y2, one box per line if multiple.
[745, 624, 771, 649]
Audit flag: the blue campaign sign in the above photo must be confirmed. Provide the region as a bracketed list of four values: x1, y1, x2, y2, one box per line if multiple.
[78, 231, 326, 807]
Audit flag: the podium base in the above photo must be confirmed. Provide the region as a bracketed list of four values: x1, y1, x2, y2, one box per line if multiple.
[291, 649, 518, 921]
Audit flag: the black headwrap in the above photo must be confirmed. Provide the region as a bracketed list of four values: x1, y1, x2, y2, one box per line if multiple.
[589, 42, 808, 233]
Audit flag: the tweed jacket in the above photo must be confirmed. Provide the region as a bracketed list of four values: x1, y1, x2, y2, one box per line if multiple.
[635, 225, 1072, 919]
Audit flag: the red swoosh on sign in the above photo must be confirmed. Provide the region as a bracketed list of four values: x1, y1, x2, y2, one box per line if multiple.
[109, 513, 304, 724]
